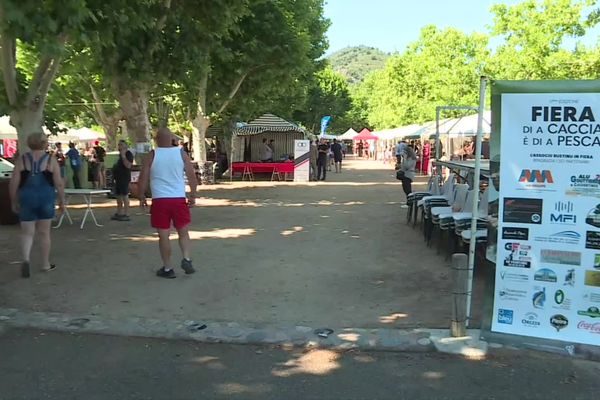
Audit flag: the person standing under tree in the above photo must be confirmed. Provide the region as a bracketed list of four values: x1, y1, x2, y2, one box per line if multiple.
[309, 139, 318, 181]
[111, 140, 134, 221]
[138, 127, 198, 279]
[9, 133, 66, 278]
[93, 140, 106, 189]
[65, 142, 82, 188]
[54, 142, 66, 185]
[331, 138, 343, 173]
[316, 139, 329, 181]
[398, 146, 417, 208]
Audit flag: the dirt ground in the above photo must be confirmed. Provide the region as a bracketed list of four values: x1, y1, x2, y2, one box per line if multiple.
[0, 158, 486, 329]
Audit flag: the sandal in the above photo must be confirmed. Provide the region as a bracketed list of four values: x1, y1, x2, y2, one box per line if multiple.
[42, 264, 57, 272]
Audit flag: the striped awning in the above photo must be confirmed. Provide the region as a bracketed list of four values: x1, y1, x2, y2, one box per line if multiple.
[233, 113, 306, 136]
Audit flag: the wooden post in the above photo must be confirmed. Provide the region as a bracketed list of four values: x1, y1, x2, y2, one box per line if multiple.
[451, 253, 468, 337]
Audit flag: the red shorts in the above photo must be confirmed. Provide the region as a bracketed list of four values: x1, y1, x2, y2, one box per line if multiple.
[150, 198, 191, 230]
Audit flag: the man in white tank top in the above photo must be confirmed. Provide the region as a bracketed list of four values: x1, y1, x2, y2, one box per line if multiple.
[138, 128, 198, 279]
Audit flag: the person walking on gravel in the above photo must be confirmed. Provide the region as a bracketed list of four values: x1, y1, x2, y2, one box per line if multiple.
[111, 140, 134, 221]
[9, 133, 65, 278]
[138, 128, 198, 279]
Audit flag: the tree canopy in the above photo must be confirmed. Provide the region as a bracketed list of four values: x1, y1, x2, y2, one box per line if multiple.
[2, 0, 600, 154]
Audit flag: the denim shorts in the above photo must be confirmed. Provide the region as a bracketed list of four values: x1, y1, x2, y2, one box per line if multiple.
[19, 191, 56, 221]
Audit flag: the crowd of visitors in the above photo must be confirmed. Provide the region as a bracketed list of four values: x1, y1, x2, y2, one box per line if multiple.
[309, 138, 345, 181]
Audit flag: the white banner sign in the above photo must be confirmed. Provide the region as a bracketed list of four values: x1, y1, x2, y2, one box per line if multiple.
[492, 93, 600, 344]
[294, 140, 310, 182]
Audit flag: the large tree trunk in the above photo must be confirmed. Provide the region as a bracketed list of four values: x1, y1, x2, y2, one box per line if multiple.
[102, 123, 119, 151]
[89, 85, 122, 151]
[191, 115, 210, 163]
[192, 69, 210, 163]
[116, 86, 151, 149]
[11, 108, 44, 153]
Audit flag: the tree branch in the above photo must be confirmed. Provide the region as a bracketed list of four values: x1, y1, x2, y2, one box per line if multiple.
[37, 57, 62, 103]
[216, 64, 272, 115]
[90, 84, 109, 121]
[0, 34, 19, 106]
[196, 68, 209, 118]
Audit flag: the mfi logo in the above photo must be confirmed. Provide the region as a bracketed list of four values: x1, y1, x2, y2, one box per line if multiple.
[519, 169, 554, 184]
[551, 201, 576, 224]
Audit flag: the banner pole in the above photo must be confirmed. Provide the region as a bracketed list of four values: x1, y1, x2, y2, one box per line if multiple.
[466, 76, 488, 327]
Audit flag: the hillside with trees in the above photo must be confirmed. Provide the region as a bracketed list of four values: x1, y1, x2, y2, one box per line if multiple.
[327, 46, 389, 84]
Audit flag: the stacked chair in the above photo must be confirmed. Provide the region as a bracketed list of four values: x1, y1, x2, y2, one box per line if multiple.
[417, 174, 457, 244]
[404, 169, 491, 261]
[429, 184, 470, 250]
[405, 175, 441, 225]
[457, 187, 490, 249]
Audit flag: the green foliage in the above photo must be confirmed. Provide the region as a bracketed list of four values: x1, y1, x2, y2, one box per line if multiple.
[190, 0, 330, 124]
[488, 0, 597, 79]
[0, 0, 94, 124]
[353, 26, 489, 130]
[328, 46, 389, 84]
[294, 65, 351, 133]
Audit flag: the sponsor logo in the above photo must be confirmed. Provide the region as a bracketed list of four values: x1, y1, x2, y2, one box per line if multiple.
[502, 227, 529, 240]
[555, 201, 574, 213]
[540, 249, 581, 266]
[519, 169, 554, 184]
[500, 271, 529, 282]
[498, 288, 527, 301]
[497, 309, 514, 325]
[577, 306, 600, 318]
[534, 268, 557, 283]
[577, 321, 600, 333]
[583, 291, 600, 303]
[532, 287, 546, 309]
[503, 243, 531, 268]
[553, 289, 571, 310]
[585, 270, 600, 287]
[503, 198, 543, 225]
[585, 204, 600, 228]
[564, 269, 576, 286]
[586, 231, 600, 250]
[551, 214, 577, 224]
[594, 254, 600, 269]
[550, 314, 569, 331]
[550, 201, 577, 225]
[521, 312, 541, 328]
[518, 170, 555, 191]
[566, 174, 600, 198]
[555, 290, 565, 304]
[535, 231, 581, 245]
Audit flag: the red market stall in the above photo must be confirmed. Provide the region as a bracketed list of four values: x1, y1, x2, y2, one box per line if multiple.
[352, 128, 378, 158]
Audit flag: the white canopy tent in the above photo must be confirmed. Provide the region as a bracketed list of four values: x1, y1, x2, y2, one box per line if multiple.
[0, 116, 17, 140]
[339, 128, 358, 140]
[70, 127, 105, 141]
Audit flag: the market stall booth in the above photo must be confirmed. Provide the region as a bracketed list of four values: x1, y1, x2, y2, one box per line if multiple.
[352, 128, 378, 158]
[230, 113, 306, 181]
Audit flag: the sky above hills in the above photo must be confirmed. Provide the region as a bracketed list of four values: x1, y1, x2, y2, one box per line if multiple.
[324, 0, 599, 55]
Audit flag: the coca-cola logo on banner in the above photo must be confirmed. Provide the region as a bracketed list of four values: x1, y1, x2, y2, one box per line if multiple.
[577, 321, 600, 334]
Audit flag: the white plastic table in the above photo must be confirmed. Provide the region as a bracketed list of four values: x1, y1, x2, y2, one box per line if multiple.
[54, 189, 111, 230]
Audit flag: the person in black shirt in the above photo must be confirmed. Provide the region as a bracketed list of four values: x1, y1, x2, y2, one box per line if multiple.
[331, 139, 343, 173]
[317, 139, 329, 181]
[111, 140, 134, 221]
[93, 140, 106, 189]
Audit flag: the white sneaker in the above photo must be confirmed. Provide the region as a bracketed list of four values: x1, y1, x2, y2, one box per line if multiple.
[400, 204, 409, 209]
